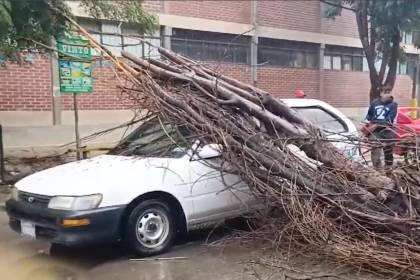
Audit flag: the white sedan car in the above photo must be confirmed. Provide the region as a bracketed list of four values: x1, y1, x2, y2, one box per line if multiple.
[6, 99, 359, 256]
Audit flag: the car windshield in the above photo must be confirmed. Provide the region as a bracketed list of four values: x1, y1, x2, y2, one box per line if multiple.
[294, 106, 348, 134]
[109, 118, 193, 158]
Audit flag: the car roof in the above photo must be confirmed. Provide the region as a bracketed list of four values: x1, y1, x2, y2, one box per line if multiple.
[281, 98, 330, 107]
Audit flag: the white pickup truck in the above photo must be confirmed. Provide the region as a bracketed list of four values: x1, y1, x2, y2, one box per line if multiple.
[6, 99, 359, 256]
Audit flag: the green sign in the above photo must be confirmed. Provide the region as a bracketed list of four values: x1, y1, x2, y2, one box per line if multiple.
[59, 60, 93, 93]
[58, 33, 93, 94]
[57, 35, 92, 60]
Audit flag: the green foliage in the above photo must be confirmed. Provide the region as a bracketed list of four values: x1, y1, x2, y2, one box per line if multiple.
[0, 0, 158, 62]
[79, 0, 157, 35]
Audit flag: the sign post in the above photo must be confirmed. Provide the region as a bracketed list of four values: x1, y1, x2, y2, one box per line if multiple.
[57, 33, 93, 160]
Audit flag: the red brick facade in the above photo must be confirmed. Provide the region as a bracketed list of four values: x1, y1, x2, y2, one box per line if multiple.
[205, 63, 251, 84]
[0, 1, 416, 114]
[321, 8, 359, 38]
[323, 71, 412, 107]
[258, 1, 321, 33]
[168, 1, 251, 24]
[142, 0, 162, 13]
[0, 58, 135, 111]
[0, 57, 51, 111]
[60, 63, 132, 110]
[0, 57, 414, 112]
[257, 67, 319, 98]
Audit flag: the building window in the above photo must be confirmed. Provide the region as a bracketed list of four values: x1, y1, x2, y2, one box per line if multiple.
[361, 54, 418, 78]
[407, 60, 417, 78]
[171, 29, 250, 64]
[353, 56, 363, 71]
[402, 31, 415, 45]
[414, 31, 420, 46]
[332, 56, 341, 70]
[78, 17, 161, 59]
[398, 61, 407, 75]
[258, 38, 319, 69]
[323, 55, 331, 69]
[342, 55, 352, 71]
[324, 45, 364, 72]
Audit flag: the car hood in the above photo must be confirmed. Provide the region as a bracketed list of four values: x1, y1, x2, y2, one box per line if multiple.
[15, 155, 183, 198]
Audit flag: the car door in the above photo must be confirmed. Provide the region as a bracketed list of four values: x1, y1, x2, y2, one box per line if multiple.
[187, 149, 249, 224]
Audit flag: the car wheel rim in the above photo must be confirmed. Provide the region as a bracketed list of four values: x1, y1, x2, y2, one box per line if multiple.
[136, 209, 169, 249]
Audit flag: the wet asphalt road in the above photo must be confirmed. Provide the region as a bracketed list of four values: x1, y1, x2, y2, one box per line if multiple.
[0, 204, 265, 280]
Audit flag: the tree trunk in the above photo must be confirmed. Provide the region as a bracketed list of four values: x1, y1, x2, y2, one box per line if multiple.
[369, 84, 381, 102]
[384, 29, 401, 90]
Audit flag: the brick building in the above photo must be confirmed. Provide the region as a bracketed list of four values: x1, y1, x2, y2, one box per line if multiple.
[1, 0, 419, 155]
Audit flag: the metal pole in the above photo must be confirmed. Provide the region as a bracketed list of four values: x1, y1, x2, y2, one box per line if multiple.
[411, 65, 419, 119]
[73, 93, 81, 160]
[250, 0, 258, 87]
[51, 40, 62, 125]
[0, 125, 4, 183]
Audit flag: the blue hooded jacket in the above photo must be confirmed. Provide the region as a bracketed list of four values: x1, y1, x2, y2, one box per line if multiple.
[365, 97, 398, 125]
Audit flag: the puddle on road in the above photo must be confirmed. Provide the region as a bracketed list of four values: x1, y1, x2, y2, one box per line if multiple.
[0, 244, 88, 280]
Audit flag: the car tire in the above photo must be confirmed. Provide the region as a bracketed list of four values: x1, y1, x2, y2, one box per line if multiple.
[124, 199, 175, 257]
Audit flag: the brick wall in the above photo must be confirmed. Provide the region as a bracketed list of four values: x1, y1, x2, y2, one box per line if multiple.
[168, 1, 251, 24]
[0, 57, 133, 112]
[0, 57, 52, 111]
[257, 1, 321, 33]
[257, 67, 319, 98]
[142, 0, 162, 13]
[322, 8, 358, 38]
[204, 62, 251, 84]
[61, 63, 132, 110]
[323, 71, 412, 107]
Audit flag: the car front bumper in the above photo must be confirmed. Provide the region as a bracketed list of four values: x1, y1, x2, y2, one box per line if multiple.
[6, 199, 126, 246]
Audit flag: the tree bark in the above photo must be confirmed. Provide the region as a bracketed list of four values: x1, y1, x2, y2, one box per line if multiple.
[384, 29, 401, 89]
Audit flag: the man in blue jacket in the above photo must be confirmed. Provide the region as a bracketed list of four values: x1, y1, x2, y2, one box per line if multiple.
[365, 86, 398, 169]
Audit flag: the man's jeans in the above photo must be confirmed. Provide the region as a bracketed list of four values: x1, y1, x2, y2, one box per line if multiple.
[370, 128, 395, 169]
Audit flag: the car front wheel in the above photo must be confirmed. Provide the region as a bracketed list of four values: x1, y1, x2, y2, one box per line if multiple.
[124, 199, 175, 257]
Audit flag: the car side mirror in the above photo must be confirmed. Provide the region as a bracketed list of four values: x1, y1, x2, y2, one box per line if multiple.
[196, 144, 222, 160]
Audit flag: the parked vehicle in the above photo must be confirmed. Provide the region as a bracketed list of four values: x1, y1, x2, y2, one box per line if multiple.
[394, 107, 420, 163]
[6, 99, 359, 256]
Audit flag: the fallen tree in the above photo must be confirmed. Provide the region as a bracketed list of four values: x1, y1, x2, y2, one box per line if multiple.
[71, 19, 420, 278]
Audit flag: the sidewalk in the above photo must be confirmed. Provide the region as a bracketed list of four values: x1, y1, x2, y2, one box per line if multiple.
[3, 123, 138, 158]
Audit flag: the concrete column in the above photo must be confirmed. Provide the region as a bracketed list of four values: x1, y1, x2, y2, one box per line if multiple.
[319, 0, 325, 34]
[162, 26, 172, 50]
[318, 43, 325, 100]
[50, 43, 62, 125]
[161, 0, 172, 50]
[318, 1, 325, 100]
[250, 0, 258, 87]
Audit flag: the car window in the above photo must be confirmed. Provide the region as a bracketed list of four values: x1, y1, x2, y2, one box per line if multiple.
[294, 106, 348, 133]
[109, 118, 193, 158]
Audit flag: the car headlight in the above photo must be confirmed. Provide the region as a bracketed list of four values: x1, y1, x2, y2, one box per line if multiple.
[10, 187, 19, 201]
[48, 194, 102, 211]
